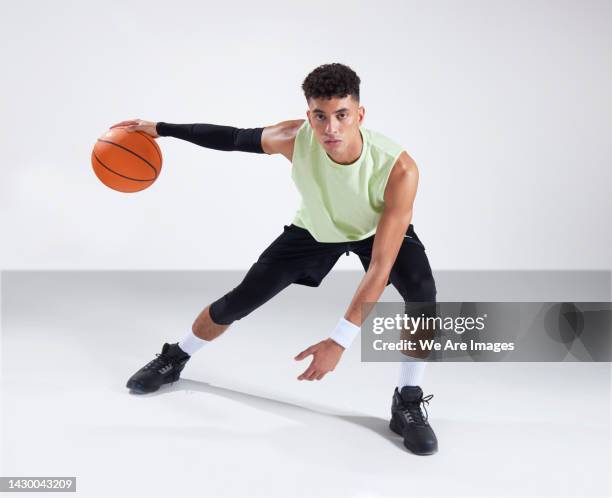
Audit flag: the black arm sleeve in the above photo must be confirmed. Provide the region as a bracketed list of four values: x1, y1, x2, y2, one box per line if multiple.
[155, 122, 265, 154]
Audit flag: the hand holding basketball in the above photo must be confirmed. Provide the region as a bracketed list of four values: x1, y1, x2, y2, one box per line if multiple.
[92, 123, 163, 193]
[110, 119, 159, 138]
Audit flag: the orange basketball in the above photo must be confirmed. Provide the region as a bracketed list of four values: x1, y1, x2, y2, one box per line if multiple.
[91, 128, 162, 193]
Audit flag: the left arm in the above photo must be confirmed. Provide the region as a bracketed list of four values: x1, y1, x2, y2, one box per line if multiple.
[295, 151, 419, 380]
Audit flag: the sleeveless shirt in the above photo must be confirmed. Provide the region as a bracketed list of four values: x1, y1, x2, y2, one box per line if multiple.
[291, 120, 404, 242]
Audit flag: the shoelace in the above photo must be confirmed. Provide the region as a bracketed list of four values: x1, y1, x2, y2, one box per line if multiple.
[401, 394, 434, 426]
[144, 353, 174, 373]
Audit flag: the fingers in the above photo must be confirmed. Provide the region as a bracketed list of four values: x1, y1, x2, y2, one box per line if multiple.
[121, 125, 141, 133]
[306, 368, 319, 381]
[297, 371, 309, 381]
[297, 359, 317, 381]
[294, 345, 316, 361]
[109, 119, 139, 129]
[295, 341, 333, 380]
[297, 362, 329, 381]
[299, 368, 327, 381]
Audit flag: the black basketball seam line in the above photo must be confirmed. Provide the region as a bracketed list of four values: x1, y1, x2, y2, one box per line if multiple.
[93, 152, 156, 182]
[138, 131, 163, 165]
[97, 138, 159, 177]
[97, 138, 159, 179]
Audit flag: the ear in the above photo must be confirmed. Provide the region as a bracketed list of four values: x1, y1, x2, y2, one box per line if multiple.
[358, 105, 365, 125]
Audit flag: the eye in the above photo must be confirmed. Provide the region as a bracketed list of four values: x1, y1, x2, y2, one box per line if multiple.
[338, 113, 347, 119]
[315, 115, 325, 121]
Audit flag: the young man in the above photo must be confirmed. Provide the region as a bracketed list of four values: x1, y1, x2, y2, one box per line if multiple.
[114, 63, 438, 456]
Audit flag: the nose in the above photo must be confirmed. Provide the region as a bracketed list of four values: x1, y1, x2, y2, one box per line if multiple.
[325, 117, 338, 135]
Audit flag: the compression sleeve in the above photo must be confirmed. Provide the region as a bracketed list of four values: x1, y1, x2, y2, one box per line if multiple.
[155, 122, 265, 154]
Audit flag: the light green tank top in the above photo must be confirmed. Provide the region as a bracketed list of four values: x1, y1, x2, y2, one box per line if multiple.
[291, 120, 405, 242]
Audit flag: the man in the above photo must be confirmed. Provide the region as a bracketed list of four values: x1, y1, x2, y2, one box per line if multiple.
[115, 63, 438, 456]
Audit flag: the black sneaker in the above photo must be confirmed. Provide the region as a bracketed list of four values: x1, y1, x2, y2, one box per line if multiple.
[389, 386, 438, 455]
[126, 342, 191, 394]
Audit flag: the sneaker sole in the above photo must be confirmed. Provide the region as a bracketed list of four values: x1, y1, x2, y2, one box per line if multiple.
[126, 371, 181, 394]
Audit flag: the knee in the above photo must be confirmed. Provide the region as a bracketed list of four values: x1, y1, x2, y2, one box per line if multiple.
[203, 262, 290, 326]
[205, 297, 236, 327]
[402, 273, 437, 302]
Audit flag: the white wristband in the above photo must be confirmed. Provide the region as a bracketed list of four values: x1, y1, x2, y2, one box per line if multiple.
[329, 317, 361, 349]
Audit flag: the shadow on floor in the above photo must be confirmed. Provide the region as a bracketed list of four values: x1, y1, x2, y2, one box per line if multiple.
[129, 377, 407, 451]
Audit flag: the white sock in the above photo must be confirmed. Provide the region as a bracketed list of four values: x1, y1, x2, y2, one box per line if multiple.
[178, 330, 210, 356]
[398, 360, 427, 388]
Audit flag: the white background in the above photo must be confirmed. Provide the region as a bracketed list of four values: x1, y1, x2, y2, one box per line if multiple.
[1, 0, 610, 271]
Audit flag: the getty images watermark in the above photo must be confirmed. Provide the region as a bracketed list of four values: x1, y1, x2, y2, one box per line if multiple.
[360, 302, 611, 362]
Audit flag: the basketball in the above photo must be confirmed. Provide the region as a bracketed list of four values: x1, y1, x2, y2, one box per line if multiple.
[91, 128, 163, 193]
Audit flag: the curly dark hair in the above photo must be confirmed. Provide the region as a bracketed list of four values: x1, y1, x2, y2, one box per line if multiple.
[301, 63, 361, 102]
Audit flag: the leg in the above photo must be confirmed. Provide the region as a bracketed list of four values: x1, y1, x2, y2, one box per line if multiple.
[388, 225, 438, 455]
[128, 262, 302, 393]
[189, 223, 344, 342]
[387, 225, 436, 302]
[183, 260, 302, 348]
[387, 224, 437, 371]
[192, 305, 229, 341]
[127, 223, 342, 394]
[354, 224, 438, 455]
[188, 223, 343, 343]
[353, 224, 437, 365]
[205, 259, 306, 328]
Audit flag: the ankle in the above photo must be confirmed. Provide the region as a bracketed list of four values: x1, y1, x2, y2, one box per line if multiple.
[178, 330, 210, 356]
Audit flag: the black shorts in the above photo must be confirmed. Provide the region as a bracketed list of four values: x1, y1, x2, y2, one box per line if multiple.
[209, 223, 437, 325]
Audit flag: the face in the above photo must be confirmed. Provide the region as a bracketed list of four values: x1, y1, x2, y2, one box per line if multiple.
[306, 95, 365, 153]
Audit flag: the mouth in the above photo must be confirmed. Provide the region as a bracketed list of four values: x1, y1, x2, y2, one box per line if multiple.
[324, 138, 342, 144]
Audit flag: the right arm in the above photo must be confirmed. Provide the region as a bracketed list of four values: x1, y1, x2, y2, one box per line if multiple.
[109, 118, 305, 163]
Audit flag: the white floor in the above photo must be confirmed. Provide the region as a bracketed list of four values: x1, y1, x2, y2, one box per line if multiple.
[1, 271, 611, 498]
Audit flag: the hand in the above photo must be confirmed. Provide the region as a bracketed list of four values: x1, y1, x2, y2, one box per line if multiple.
[294, 338, 344, 381]
[109, 118, 159, 138]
